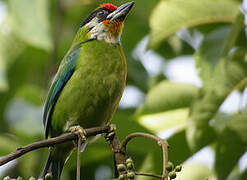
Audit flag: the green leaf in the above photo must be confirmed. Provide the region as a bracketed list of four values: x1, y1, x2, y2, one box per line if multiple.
[187, 13, 247, 151]
[227, 113, 247, 144]
[138, 108, 188, 133]
[215, 113, 247, 180]
[136, 81, 198, 133]
[195, 26, 230, 88]
[8, 0, 52, 50]
[149, 0, 239, 49]
[176, 163, 214, 180]
[137, 81, 198, 115]
[188, 50, 247, 151]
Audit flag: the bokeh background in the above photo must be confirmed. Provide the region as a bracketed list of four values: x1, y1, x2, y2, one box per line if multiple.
[0, 0, 247, 179]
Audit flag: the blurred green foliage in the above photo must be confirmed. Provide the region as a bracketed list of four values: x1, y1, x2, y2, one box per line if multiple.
[0, 0, 247, 180]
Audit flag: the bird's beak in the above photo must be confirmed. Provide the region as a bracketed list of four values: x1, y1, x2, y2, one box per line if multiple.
[107, 1, 135, 22]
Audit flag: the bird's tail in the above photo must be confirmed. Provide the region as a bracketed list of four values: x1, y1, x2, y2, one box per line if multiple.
[40, 147, 66, 180]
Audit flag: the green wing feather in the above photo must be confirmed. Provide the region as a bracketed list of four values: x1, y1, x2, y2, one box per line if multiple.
[43, 48, 81, 138]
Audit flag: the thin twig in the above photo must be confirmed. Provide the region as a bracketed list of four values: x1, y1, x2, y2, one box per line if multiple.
[120, 133, 169, 180]
[0, 126, 110, 166]
[77, 137, 82, 180]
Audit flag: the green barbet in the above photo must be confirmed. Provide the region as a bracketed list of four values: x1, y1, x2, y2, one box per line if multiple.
[40, 2, 134, 179]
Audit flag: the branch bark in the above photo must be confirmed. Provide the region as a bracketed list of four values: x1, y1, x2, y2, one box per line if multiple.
[0, 126, 110, 166]
[108, 133, 126, 178]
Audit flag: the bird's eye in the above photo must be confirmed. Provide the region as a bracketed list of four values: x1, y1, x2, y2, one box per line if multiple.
[97, 10, 105, 17]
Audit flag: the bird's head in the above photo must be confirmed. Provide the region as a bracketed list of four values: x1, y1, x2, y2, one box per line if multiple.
[81, 2, 135, 45]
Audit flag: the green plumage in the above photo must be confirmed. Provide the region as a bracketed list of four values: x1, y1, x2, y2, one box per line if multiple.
[51, 39, 126, 136]
[41, 26, 127, 179]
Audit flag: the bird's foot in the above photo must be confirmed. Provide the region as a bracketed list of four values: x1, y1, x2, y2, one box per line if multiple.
[105, 124, 116, 142]
[69, 125, 87, 142]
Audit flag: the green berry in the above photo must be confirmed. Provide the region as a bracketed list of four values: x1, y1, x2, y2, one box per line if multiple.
[45, 173, 53, 180]
[166, 161, 174, 171]
[17, 177, 23, 180]
[119, 174, 126, 180]
[127, 162, 134, 170]
[126, 158, 133, 164]
[168, 171, 176, 179]
[175, 165, 182, 172]
[117, 164, 126, 172]
[3, 177, 11, 180]
[127, 172, 135, 179]
[29, 177, 36, 180]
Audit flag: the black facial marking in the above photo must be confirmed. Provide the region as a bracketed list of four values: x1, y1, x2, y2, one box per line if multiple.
[80, 7, 113, 28]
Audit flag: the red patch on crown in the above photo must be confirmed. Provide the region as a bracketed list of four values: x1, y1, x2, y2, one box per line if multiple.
[100, 3, 117, 12]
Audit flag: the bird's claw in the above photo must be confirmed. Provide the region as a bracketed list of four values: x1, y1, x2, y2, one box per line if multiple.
[69, 125, 87, 142]
[105, 124, 116, 141]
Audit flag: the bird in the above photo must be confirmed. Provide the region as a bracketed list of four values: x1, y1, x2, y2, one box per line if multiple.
[40, 2, 135, 180]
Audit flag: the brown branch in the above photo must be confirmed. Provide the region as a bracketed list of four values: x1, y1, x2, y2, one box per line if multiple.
[1, 125, 170, 180]
[0, 126, 110, 166]
[105, 125, 127, 178]
[109, 134, 126, 178]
